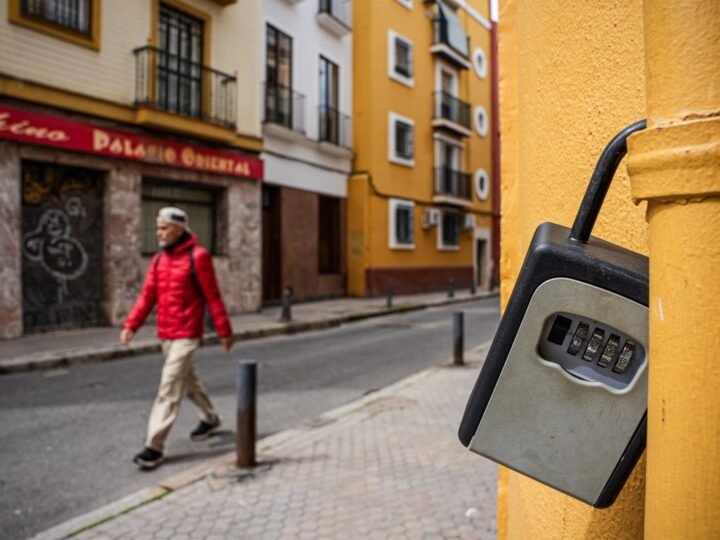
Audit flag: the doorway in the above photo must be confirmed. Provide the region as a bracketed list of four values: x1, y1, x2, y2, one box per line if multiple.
[262, 185, 283, 302]
[475, 238, 488, 289]
[21, 161, 105, 333]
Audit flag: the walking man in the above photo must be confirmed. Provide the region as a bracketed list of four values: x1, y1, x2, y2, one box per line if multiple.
[120, 207, 234, 469]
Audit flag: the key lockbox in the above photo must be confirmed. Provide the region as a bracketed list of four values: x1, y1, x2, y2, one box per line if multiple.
[458, 120, 648, 508]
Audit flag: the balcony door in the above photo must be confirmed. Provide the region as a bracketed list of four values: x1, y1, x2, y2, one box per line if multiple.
[438, 66, 458, 119]
[441, 142, 459, 193]
[319, 56, 339, 143]
[266, 25, 293, 126]
[157, 4, 204, 119]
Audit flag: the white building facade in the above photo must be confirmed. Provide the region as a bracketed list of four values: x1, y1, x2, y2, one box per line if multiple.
[260, 0, 353, 302]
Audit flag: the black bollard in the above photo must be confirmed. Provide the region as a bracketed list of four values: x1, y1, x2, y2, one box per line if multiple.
[470, 279, 477, 296]
[386, 283, 393, 308]
[448, 278, 455, 299]
[280, 287, 292, 322]
[453, 311, 464, 366]
[236, 360, 257, 468]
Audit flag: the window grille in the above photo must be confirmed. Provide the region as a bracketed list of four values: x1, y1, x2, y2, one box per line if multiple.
[21, 0, 91, 34]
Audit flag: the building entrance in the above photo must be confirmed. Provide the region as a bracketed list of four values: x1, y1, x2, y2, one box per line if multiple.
[21, 161, 105, 333]
[262, 185, 283, 302]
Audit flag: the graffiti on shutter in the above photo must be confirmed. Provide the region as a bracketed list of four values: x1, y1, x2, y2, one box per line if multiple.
[21, 161, 105, 333]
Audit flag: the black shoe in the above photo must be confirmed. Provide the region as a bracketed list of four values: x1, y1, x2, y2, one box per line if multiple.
[133, 447, 164, 470]
[190, 416, 221, 441]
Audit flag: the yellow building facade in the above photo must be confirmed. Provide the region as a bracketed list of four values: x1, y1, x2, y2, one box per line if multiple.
[349, 0, 496, 297]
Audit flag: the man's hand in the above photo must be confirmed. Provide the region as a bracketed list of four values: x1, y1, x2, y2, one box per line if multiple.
[220, 335, 234, 352]
[120, 328, 135, 346]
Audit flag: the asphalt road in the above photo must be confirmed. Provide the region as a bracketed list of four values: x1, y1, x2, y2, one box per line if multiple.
[0, 297, 499, 539]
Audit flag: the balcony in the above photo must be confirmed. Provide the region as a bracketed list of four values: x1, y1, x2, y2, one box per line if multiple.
[133, 45, 237, 130]
[317, 0, 352, 37]
[434, 167, 472, 205]
[264, 82, 306, 139]
[430, 8, 471, 69]
[318, 105, 352, 155]
[432, 91, 472, 137]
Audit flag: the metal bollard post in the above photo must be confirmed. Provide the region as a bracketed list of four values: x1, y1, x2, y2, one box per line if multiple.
[448, 278, 455, 299]
[386, 283, 393, 308]
[470, 280, 477, 296]
[453, 311, 464, 366]
[236, 360, 257, 468]
[280, 287, 292, 322]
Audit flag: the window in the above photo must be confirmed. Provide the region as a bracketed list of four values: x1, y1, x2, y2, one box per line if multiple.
[475, 105, 489, 136]
[388, 30, 414, 87]
[10, 0, 99, 49]
[439, 211, 461, 249]
[395, 122, 413, 158]
[266, 24, 294, 127]
[473, 47, 488, 79]
[389, 113, 415, 167]
[157, 3, 205, 119]
[389, 199, 414, 249]
[474, 169, 490, 200]
[318, 195, 341, 274]
[319, 56, 341, 144]
[142, 181, 219, 255]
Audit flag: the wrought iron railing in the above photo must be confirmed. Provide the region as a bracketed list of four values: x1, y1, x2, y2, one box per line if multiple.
[21, 0, 91, 34]
[434, 167, 472, 200]
[433, 91, 471, 130]
[264, 82, 306, 134]
[319, 0, 352, 29]
[133, 45, 237, 130]
[318, 105, 351, 149]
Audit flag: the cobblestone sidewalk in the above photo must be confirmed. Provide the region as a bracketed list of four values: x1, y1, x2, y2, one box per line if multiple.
[60, 348, 498, 540]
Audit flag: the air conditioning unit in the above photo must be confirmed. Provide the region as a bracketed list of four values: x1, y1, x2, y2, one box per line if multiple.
[422, 208, 440, 229]
[462, 213, 475, 231]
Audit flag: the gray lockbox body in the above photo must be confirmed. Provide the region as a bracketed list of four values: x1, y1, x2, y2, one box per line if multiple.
[468, 277, 647, 505]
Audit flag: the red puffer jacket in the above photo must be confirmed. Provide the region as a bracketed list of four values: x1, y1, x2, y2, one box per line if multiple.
[124, 234, 232, 339]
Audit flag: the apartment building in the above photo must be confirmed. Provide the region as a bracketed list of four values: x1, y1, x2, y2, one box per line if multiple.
[349, 0, 498, 296]
[260, 0, 352, 303]
[0, 0, 264, 339]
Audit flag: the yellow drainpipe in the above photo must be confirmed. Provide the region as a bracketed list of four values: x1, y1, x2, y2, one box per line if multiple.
[626, 1, 720, 537]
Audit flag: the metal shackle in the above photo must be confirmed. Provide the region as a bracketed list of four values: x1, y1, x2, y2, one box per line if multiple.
[569, 120, 647, 243]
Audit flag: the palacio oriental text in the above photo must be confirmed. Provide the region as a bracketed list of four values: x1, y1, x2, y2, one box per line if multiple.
[0, 105, 263, 179]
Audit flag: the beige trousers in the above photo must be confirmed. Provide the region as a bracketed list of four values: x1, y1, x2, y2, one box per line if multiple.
[145, 339, 217, 452]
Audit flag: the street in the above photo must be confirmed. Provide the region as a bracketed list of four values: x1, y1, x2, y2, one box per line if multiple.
[0, 298, 499, 540]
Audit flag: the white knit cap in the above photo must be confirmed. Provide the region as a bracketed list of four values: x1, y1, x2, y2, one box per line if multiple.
[157, 207, 191, 231]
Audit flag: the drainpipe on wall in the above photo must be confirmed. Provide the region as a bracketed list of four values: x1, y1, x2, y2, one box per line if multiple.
[489, 0, 501, 289]
[627, 1, 720, 536]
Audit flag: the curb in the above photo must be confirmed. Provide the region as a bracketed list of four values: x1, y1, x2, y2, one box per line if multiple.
[30, 341, 492, 540]
[1, 292, 497, 375]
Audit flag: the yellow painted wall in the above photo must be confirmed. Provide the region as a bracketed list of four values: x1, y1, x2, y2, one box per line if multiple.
[350, 0, 494, 295]
[497, 0, 647, 537]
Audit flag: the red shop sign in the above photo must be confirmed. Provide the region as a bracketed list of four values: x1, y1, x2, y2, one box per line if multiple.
[0, 105, 263, 179]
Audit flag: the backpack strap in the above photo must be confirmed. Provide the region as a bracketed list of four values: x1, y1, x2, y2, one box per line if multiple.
[188, 246, 206, 302]
[152, 252, 161, 291]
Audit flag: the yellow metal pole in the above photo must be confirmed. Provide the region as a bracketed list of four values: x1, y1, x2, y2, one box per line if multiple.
[627, 1, 720, 536]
